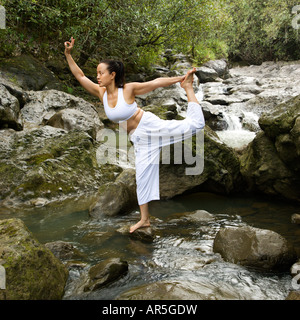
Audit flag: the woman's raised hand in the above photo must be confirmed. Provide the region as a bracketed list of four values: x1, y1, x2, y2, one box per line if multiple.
[64, 37, 75, 55]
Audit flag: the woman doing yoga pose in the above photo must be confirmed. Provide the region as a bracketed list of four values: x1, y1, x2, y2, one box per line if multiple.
[64, 37, 205, 233]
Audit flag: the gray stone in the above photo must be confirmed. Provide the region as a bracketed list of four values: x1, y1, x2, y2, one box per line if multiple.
[291, 213, 300, 225]
[213, 226, 296, 271]
[0, 84, 23, 130]
[84, 258, 128, 292]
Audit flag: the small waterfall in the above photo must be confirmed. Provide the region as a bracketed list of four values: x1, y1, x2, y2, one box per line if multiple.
[195, 82, 258, 149]
[221, 112, 242, 130]
[216, 111, 257, 149]
[195, 83, 204, 102]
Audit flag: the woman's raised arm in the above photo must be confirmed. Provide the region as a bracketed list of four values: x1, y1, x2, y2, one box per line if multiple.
[64, 37, 101, 98]
[128, 75, 185, 96]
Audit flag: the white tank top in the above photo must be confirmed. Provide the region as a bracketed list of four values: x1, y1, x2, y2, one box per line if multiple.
[103, 88, 138, 123]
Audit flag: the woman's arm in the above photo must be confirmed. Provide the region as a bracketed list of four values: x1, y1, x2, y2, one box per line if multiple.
[64, 37, 102, 98]
[129, 75, 185, 96]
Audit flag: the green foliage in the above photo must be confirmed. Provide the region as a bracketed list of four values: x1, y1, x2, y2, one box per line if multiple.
[0, 0, 299, 70]
[224, 0, 300, 64]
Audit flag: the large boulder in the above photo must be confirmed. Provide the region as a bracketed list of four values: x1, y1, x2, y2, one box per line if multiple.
[0, 55, 63, 91]
[20, 89, 103, 138]
[203, 59, 229, 79]
[0, 126, 106, 208]
[46, 108, 102, 140]
[159, 125, 244, 199]
[0, 218, 68, 300]
[195, 66, 219, 83]
[240, 94, 300, 202]
[0, 75, 29, 109]
[259, 94, 300, 171]
[89, 168, 137, 217]
[213, 226, 297, 271]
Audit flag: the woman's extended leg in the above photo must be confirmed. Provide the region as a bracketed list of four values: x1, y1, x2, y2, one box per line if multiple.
[130, 67, 204, 233]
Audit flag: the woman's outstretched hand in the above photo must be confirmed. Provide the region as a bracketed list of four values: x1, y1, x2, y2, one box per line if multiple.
[64, 37, 75, 55]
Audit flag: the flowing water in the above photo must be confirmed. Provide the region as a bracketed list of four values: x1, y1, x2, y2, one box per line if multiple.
[2, 192, 299, 300]
[215, 112, 257, 149]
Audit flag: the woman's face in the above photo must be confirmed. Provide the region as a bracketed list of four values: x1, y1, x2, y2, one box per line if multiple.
[97, 63, 115, 87]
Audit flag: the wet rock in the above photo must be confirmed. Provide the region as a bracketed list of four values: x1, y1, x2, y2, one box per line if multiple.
[168, 209, 215, 223]
[117, 225, 154, 243]
[116, 279, 240, 300]
[44, 240, 83, 260]
[290, 260, 300, 294]
[89, 182, 132, 217]
[201, 101, 229, 131]
[130, 227, 154, 243]
[84, 258, 128, 292]
[213, 226, 297, 271]
[0, 218, 68, 300]
[291, 213, 300, 225]
[291, 260, 300, 277]
[186, 210, 215, 222]
[89, 169, 137, 218]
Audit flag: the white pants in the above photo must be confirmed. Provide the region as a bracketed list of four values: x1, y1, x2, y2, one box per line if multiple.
[130, 102, 205, 205]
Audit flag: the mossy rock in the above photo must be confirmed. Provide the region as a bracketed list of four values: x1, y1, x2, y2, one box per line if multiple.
[259, 94, 300, 139]
[0, 218, 69, 300]
[0, 126, 107, 207]
[240, 94, 300, 202]
[0, 55, 63, 91]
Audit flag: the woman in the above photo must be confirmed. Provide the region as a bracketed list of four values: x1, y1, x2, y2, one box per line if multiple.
[64, 37, 205, 233]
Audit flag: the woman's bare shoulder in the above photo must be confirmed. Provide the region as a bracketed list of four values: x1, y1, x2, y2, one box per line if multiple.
[98, 87, 106, 102]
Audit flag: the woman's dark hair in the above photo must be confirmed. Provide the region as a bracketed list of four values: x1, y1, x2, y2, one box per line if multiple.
[99, 59, 125, 88]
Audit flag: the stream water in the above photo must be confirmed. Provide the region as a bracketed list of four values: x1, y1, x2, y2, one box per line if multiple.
[3, 191, 299, 300]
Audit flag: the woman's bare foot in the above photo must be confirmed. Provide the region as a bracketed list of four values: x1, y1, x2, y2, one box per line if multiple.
[129, 219, 150, 233]
[180, 67, 196, 89]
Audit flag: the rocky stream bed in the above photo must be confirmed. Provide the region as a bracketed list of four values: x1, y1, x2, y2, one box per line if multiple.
[0, 53, 300, 300]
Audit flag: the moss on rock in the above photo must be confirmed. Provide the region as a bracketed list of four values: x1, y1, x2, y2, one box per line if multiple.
[0, 218, 69, 300]
[0, 126, 108, 207]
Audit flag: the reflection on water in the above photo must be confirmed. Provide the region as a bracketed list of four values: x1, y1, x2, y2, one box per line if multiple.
[1, 192, 299, 300]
